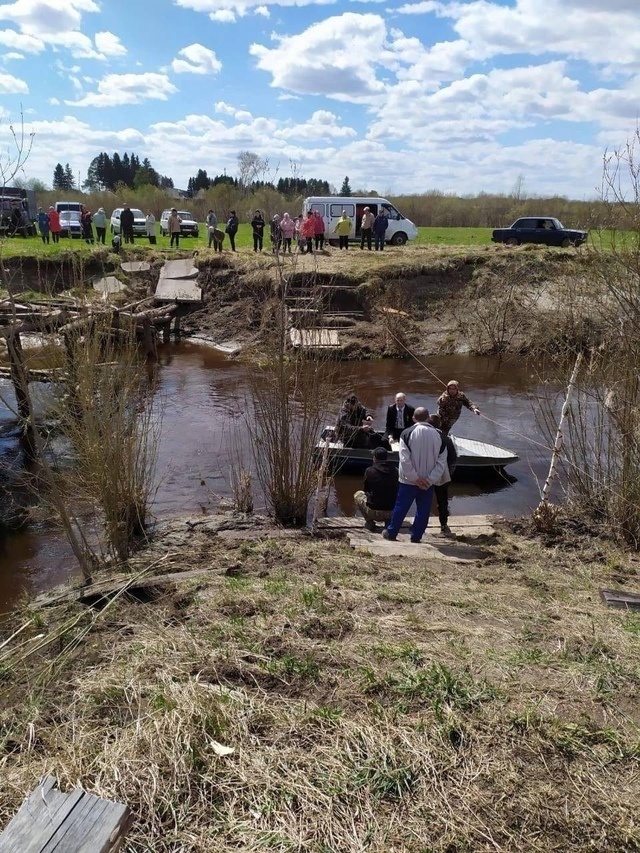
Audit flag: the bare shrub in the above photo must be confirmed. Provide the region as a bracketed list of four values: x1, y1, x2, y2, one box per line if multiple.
[56, 315, 160, 560]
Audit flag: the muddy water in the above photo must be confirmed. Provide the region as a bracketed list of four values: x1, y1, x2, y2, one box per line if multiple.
[0, 345, 551, 612]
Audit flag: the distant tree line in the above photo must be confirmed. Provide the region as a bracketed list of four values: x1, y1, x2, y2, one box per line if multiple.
[79, 152, 173, 192]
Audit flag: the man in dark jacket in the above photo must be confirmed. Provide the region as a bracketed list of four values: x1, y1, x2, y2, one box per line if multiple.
[354, 447, 399, 531]
[120, 205, 135, 244]
[428, 414, 457, 535]
[385, 392, 416, 441]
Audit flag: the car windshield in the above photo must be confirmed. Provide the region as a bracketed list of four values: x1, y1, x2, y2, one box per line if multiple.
[132, 209, 144, 218]
[60, 211, 81, 223]
[178, 211, 193, 219]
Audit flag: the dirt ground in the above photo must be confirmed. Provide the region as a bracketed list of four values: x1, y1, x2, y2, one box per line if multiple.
[1, 513, 639, 851]
[183, 243, 605, 358]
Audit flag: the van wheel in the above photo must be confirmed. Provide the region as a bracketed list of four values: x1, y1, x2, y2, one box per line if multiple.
[390, 232, 407, 246]
[506, 237, 519, 246]
[561, 237, 573, 248]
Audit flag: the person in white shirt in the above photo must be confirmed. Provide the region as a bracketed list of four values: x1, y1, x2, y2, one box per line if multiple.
[382, 407, 449, 543]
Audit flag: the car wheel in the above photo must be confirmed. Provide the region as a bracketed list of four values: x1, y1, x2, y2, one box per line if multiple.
[506, 237, 519, 246]
[390, 232, 408, 246]
[561, 238, 573, 248]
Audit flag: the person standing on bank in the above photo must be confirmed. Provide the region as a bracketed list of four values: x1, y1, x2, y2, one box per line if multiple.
[226, 210, 239, 252]
[437, 380, 481, 435]
[48, 206, 61, 243]
[251, 209, 265, 252]
[383, 407, 448, 543]
[37, 208, 50, 244]
[81, 207, 94, 244]
[360, 206, 375, 250]
[385, 392, 415, 442]
[428, 413, 457, 536]
[120, 204, 135, 244]
[93, 207, 107, 244]
[313, 210, 325, 250]
[145, 211, 156, 244]
[354, 446, 399, 532]
[168, 208, 181, 248]
[334, 210, 351, 250]
[373, 208, 389, 251]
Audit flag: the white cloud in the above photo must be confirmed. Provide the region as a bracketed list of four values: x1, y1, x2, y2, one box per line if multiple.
[209, 9, 236, 22]
[274, 109, 357, 141]
[2, 51, 25, 61]
[171, 43, 222, 75]
[94, 31, 127, 58]
[251, 14, 389, 100]
[255, 6, 270, 15]
[65, 73, 178, 108]
[0, 0, 99, 36]
[0, 71, 29, 93]
[0, 28, 43, 52]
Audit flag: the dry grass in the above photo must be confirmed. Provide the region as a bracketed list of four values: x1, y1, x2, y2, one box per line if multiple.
[1, 520, 639, 851]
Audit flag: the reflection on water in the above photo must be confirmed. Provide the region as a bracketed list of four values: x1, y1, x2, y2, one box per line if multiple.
[0, 345, 551, 612]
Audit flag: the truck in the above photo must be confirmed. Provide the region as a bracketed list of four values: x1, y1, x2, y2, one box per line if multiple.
[491, 217, 588, 248]
[0, 187, 37, 236]
[303, 196, 419, 246]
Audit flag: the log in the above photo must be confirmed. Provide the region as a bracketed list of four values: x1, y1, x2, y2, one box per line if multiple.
[4, 330, 36, 459]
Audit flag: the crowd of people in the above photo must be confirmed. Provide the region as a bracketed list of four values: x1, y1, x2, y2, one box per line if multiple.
[339, 382, 481, 540]
[21, 203, 396, 254]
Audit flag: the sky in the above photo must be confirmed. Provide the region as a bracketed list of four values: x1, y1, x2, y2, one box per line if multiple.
[0, 0, 639, 199]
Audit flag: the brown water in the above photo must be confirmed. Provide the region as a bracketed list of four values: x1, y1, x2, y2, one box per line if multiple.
[0, 345, 551, 612]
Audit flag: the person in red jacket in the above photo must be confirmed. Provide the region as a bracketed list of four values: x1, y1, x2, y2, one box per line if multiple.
[313, 210, 325, 251]
[301, 211, 316, 254]
[48, 207, 61, 243]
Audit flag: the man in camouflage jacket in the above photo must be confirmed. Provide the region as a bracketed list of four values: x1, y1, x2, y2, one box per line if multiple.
[436, 380, 481, 434]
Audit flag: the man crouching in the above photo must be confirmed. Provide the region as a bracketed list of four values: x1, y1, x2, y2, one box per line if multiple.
[354, 447, 399, 532]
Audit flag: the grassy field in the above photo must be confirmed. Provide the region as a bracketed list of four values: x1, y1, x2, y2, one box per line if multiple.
[1, 224, 632, 259]
[0, 517, 638, 851]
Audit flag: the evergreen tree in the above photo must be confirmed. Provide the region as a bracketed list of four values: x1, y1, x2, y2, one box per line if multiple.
[64, 164, 75, 190]
[159, 175, 174, 190]
[52, 163, 66, 190]
[340, 176, 352, 196]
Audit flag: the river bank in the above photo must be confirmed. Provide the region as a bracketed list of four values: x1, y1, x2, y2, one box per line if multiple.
[1, 511, 639, 851]
[1, 242, 607, 358]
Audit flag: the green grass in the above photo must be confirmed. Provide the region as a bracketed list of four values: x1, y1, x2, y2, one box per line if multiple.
[1, 224, 637, 259]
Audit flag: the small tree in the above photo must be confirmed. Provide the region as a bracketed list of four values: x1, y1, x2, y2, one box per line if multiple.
[340, 176, 352, 196]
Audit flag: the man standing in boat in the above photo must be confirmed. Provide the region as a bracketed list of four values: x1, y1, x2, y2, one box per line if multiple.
[383, 407, 448, 543]
[354, 447, 399, 532]
[437, 380, 480, 435]
[385, 392, 415, 442]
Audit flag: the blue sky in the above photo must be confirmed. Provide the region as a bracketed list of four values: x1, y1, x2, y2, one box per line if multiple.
[0, 0, 639, 197]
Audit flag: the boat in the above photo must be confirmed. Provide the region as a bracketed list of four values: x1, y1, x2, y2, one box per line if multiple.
[313, 428, 519, 474]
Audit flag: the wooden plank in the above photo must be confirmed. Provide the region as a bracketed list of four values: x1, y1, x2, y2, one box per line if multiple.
[120, 261, 150, 273]
[289, 328, 340, 348]
[93, 276, 125, 294]
[155, 277, 202, 303]
[159, 259, 198, 280]
[33, 567, 217, 609]
[0, 776, 131, 853]
[600, 589, 640, 610]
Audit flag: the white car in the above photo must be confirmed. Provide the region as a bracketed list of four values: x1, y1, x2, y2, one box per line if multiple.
[160, 209, 199, 237]
[110, 207, 146, 236]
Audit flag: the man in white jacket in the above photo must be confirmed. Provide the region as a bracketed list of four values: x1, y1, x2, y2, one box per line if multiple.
[383, 407, 449, 543]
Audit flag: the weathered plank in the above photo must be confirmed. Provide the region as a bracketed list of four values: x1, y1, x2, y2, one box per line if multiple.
[289, 328, 340, 349]
[347, 531, 489, 563]
[120, 261, 150, 273]
[155, 277, 202, 302]
[600, 589, 640, 610]
[92, 276, 125, 294]
[0, 775, 132, 853]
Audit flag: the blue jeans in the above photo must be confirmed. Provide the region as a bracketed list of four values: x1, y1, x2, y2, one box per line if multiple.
[386, 483, 434, 541]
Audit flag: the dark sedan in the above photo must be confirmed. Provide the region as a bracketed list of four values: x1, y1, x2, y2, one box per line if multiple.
[492, 217, 588, 248]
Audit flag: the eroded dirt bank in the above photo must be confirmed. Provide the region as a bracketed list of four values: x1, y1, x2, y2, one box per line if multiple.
[3, 243, 608, 358]
[1, 513, 639, 851]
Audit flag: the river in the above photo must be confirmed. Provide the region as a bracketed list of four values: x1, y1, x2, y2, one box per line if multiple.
[0, 344, 553, 612]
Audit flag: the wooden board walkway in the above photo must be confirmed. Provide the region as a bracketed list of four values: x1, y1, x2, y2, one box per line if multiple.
[0, 775, 132, 853]
[317, 515, 496, 563]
